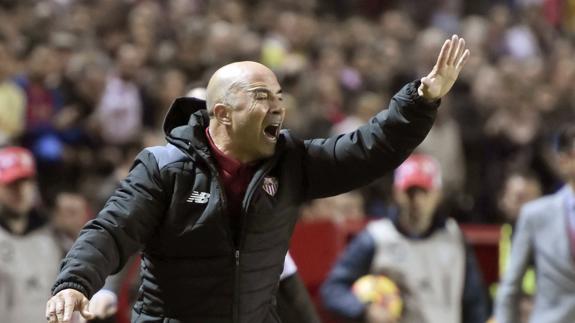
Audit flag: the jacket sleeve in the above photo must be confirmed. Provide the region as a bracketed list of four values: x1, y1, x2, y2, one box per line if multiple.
[320, 231, 375, 321]
[462, 243, 489, 323]
[302, 80, 439, 200]
[51, 150, 168, 298]
[495, 206, 534, 323]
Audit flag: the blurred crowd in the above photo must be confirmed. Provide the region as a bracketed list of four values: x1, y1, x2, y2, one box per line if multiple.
[1, 0, 575, 223]
[3, 0, 575, 322]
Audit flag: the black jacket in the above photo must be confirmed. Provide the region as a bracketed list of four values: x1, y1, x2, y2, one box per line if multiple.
[51, 81, 438, 323]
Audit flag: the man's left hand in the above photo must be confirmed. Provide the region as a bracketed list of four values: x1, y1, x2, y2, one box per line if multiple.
[418, 34, 470, 101]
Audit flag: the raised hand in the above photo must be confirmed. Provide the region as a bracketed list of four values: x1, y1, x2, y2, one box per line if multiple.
[418, 34, 470, 101]
[46, 289, 95, 323]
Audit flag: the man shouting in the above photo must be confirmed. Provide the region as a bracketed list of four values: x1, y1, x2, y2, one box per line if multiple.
[46, 35, 469, 323]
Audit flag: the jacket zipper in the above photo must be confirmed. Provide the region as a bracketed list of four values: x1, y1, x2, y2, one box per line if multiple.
[208, 166, 242, 323]
[180, 139, 279, 323]
[233, 159, 277, 322]
[233, 249, 240, 323]
[181, 141, 245, 323]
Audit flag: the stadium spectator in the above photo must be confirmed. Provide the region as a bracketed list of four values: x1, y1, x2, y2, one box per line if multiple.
[0, 147, 115, 323]
[490, 170, 542, 323]
[496, 126, 575, 323]
[95, 44, 145, 147]
[0, 146, 62, 323]
[416, 96, 466, 205]
[51, 191, 92, 252]
[320, 153, 488, 323]
[0, 42, 26, 146]
[16, 45, 64, 163]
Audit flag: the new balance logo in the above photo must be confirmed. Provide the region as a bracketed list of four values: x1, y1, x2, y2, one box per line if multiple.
[186, 191, 210, 204]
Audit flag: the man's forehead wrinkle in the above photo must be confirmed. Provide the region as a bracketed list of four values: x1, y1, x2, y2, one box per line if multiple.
[246, 80, 282, 93]
[246, 84, 271, 91]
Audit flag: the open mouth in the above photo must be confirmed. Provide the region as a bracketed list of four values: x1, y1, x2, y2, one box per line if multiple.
[263, 124, 280, 141]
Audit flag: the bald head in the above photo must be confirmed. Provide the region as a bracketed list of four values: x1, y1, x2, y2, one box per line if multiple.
[206, 61, 285, 163]
[206, 61, 277, 115]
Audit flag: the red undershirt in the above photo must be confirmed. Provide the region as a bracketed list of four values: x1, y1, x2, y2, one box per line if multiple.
[205, 128, 257, 219]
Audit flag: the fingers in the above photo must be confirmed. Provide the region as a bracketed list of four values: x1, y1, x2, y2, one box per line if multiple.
[449, 36, 465, 66]
[456, 48, 471, 70]
[55, 297, 65, 322]
[47, 289, 91, 323]
[80, 297, 96, 321]
[442, 35, 456, 66]
[437, 34, 469, 69]
[46, 299, 57, 323]
[436, 39, 450, 68]
[63, 294, 76, 322]
[446, 34, 458, 65]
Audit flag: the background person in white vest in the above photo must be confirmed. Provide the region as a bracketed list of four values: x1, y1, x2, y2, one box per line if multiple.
[320, 153, 488, 323]
[0, 146, 126, 323]
[0, 146, 63, 323]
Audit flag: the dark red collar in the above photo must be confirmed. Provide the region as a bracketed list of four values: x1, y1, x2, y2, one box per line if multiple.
[205, 128, 255, 176]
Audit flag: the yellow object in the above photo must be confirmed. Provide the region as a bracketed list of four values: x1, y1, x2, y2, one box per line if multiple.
[0, 81, 26, 138]
[261, 40, 286, 69]
[352, 274, 403, 319]
[493, 224, 536, 296]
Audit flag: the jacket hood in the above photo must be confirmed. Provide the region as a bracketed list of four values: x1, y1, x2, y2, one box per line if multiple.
[163, 97, 209, 137]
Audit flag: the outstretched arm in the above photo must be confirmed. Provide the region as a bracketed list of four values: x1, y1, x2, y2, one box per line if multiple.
[46, 150, 168, 323]
[301, 35, 470, 200]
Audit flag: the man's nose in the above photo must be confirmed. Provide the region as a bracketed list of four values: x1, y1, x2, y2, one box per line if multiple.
[268, 101, 284, 114]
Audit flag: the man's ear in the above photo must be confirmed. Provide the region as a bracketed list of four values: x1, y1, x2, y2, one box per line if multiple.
[213, 103, 232, 125]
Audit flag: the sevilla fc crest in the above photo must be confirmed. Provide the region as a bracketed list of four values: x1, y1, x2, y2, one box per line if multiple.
[262, 177, 278, 197]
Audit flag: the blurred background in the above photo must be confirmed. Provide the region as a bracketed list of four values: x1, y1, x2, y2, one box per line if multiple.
[1, 0, 574, 322]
